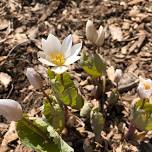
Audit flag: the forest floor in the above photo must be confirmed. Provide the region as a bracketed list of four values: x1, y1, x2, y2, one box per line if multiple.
[0, 0, 152, 151]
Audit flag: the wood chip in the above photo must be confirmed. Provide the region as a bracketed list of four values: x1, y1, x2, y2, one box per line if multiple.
[109, 25, 123, 41]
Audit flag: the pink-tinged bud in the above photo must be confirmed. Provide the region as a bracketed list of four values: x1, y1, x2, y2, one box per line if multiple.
[114, 69, 122, 83]
[95, 25, 105, 46]
[137, 78, 152, 99]
[25, 68, 42, 90]
[0, 99, 22, 121]
[86, 20, 98, 43]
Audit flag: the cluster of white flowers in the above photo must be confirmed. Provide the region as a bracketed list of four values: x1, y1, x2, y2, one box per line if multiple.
[2, 19, 151, 124]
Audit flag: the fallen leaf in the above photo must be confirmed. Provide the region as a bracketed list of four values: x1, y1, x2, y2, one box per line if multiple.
[109, 25, 123, 41]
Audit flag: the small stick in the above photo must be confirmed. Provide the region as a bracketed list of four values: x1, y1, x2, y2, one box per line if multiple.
[126, 122, 136, 140]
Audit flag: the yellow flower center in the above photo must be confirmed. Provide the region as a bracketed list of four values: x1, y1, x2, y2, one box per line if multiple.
[144, 83, 151, 90]
[50, 51, 65, 66]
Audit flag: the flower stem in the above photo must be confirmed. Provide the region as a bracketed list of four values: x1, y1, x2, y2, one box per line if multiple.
[41, 88, 52, 105]
[59, 74, 68, 126]
[64, 105, 68, 127]
[99, 76, 106, 111]
[140, 99, 145, 109]
[60, 74, 64, 86]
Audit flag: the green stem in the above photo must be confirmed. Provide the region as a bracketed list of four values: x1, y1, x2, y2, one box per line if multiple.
[140, 99, 145, 109]
[60, 74, 64, 86]
[22, 117, 50, 142]
[59, 74, 69, 127]
[99, 76, 106, 111]
[41, 88, 52, 105]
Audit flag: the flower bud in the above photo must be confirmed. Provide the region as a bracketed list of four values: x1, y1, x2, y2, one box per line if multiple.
[95, 25, 105, 46]
[25, 68, 42, 90]
[0, 99, 22, 121]
[86, 20, 98, 44]
[114, 69, 122, 83]
[137, 78, 152, 99]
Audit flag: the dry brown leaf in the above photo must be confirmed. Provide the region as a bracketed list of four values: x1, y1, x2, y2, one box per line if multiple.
[109, 25, 123, 41]
[0, 121, 18, 152]
[0, 19, 9, 30]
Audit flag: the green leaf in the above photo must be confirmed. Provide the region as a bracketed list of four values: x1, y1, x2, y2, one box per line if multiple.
[132, 99, 152, 131]
[80, 102, 93, 118]
[90, 107, 105, 139]
[48, 71, 84, 110]
[132, 110, 152, 131]
[94, 54, 106, 76]
[17, 117, 74, 152]
[42, 99, 64, 133]
[80, 53, 106, 77]
[47, 126, 74, 152]
[48, 68, 55, 80]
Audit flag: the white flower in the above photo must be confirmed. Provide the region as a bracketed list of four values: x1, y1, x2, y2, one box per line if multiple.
[86, 20, 105, 46]
[25, 68, 42, 90]
[114, 69, 122, 83]
[38, 34, 82, 74]
[107, 66, 122, 84]
[137, 77, 152, 99]
[0, 99, 22, 121]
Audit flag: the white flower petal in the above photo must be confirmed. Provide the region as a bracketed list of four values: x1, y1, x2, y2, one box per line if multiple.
[41, 38, 50, 53]
[86, 20, 98, 43]
[47, 33, 61, 52]
[38, 58, 56, 66]
[52, 66, 68, 74]
[137, 86, 151, 99]
[64, 56, 80, 66]
[61, 34, 72, 57]
[95, 25, 105, 46]
[37, 51, 46, 59]
[0, 99, 22, 121]
[144, 79, 152, 86]
[69, 43, 82, 57]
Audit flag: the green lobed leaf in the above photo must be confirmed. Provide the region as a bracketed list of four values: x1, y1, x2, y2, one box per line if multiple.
[42, 99, 64, 133]
[17, 117, 74, 152]
[80, 53, 106, 77]
[132, 99, 152, 131]
[48, 71, 84, 110]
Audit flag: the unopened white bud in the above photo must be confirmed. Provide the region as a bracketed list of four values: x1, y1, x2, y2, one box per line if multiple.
[137, 78, 152, 99]
[0, 99, 22, 121]
[95, 25, 105, 46]
[114, 69, 122, 83]
[25, 68, 42, 89]
[86, 20, 105, 46]
[86, 20, 98, 43]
